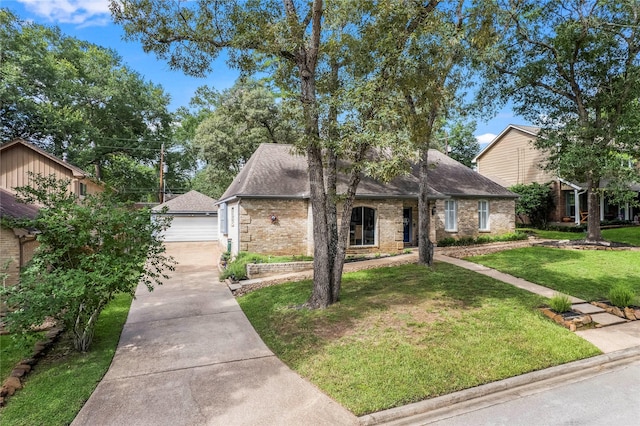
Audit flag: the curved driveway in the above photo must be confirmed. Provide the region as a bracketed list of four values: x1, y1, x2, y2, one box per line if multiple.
[73, 242, 357, 426]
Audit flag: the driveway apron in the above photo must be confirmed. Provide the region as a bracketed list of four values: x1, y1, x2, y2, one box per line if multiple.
[72, 242, 356, 426]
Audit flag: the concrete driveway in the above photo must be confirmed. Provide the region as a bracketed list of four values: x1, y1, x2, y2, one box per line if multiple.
[72, 242, 356, 426]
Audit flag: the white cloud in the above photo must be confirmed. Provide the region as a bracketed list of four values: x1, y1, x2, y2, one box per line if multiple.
[16, 0, 111, 26]
[476, 133, 497, 145]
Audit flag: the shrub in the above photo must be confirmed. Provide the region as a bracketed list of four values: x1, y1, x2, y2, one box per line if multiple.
[509, 182, 555, 227]
[549, 293, 572, 313]
[608, 284, 636, 308]
[436, 232, 528, 247]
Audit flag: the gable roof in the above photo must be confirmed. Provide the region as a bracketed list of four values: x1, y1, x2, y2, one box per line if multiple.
[219, 144, 516, 203]
[0, 187, 39, 221]
[0, 138, 94, 179]
[152, 190, 218, 213]
[473, 124, 541, 163]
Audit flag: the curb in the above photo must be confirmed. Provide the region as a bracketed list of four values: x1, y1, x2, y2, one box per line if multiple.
[359, 346, 640, 425]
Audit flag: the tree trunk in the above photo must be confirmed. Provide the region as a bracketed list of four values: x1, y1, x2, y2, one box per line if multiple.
[585, 175, 602, 242]
[418, 148, 434, 266]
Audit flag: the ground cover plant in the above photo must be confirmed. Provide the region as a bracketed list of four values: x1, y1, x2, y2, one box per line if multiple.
[238, 263, 599, 415]
[221, 251, 313, 281]
[437, 231, 527, 247]
[467, 247, 640, 301]
[0, 293, 132, 425]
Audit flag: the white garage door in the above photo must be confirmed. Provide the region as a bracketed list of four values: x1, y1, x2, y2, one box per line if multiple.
[162, 215, 218, 242]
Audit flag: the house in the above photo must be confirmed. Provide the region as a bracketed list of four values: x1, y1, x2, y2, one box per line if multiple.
[0, 188, 39, 287]
[152, 190, 219, 242]
[217, 143, 518, 256]
[473, 124, 640, 224]
[0, 138, 103, 197]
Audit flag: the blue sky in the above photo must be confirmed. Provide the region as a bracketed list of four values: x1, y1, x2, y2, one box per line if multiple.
[5, 0, 531, 146]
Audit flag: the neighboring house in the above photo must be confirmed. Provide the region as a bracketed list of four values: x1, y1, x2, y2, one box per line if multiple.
[0, 138, 103, 197]
[152, 190, 219, 242]
[217, 143, 517, 256]
[0, 188, 39, 287]
[473, 124, 640, 224]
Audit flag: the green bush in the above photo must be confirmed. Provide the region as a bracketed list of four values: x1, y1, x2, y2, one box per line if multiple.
[608, 284, 636, 308]
[437, 232, 528, 247]
[548, 293, 572, 313]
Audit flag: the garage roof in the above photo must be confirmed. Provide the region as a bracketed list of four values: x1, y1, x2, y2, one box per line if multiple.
[153, 190, 218, 213]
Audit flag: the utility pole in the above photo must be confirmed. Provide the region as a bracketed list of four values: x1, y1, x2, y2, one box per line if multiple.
[159, 143, 165, 203]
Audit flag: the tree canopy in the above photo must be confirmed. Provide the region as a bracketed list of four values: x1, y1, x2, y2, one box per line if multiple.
[489, 0, 640, 241]
[188, 78, 299, 198]
[0, 8, 184, 201]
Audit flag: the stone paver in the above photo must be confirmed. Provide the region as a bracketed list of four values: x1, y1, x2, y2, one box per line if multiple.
[572, 303, 605, 315]
[590, 312, 629, 327]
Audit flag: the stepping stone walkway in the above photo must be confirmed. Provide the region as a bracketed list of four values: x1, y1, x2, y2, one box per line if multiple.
[572, 303, 628, 327]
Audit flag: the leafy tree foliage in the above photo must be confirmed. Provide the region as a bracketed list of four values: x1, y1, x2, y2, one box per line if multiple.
[489, 0, 640, 241]
[1, 175, 175, 352]
[0, 9, 179, 202]
[191, 79, 298, 198]
[433, 121, 480, 168]
[510, 183, 555, 228]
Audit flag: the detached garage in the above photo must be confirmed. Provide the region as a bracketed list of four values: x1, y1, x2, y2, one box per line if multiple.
[152, 190, 218, 242]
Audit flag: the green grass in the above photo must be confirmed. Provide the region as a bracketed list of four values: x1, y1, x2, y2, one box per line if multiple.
[520, 225, 639, 244]
[0, 332, 44, 381]
[0, 293, 132, 425]
[467, 247, 640, 301]
[519, 227, 585, 240]
[602, 227, 640, 246]
[238, 263, 599, 415]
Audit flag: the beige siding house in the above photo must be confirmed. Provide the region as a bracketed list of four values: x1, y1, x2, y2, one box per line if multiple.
[218, 144, 518, 256]
[473, 124, 640, 224]
[0, 138, 103, 197]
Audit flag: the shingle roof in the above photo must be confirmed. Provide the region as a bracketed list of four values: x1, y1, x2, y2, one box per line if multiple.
[152, 190, 218, 213]
[0, 188, 39, 221]
[219, 144, 516, 202]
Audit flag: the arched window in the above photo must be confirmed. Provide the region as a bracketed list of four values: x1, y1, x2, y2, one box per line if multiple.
[350, 207, 376, 246]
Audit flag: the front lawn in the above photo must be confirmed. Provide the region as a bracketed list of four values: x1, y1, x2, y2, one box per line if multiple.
[602, 227, 640, 246]
[238, 263, 600, 416]
[467, 247, 640, 301]
[0, 293, 132, 426]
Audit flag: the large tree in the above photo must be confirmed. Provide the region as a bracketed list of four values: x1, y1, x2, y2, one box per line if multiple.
[0, 9, 179, 202]
[191, 78, 298, 198]
[111, 0, 471, 307]
[490, 0, 640, 241]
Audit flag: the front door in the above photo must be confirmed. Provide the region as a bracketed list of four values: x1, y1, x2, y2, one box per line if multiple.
[403, 208, 412, 244]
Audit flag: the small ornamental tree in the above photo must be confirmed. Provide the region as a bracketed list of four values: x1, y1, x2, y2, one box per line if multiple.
[1, 174, 175, 352]
[510, 183, 555, 228]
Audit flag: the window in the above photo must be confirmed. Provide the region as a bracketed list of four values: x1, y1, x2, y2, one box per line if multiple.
[231, 207, 235, 227]
[478, 200, 489, 231]
[350, 207, 376, 246]
[219, 203, 228, 234]
[444, 200, 457, 231]
[79, 182, 87, 196]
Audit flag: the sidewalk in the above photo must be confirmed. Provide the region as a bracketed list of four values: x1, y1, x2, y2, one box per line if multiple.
[72, 242, 357, 426]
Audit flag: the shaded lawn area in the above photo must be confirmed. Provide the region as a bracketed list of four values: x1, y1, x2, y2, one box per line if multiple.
[238, 263, 600, 416]
[467, 247, 640, 301]
[0, 293, 132, 426]
[0, 332, 43, 382]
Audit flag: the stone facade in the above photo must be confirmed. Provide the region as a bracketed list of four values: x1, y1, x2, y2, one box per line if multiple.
[239, 199, 310, 255]
[434, 198, 516, 242]
[220, 197, 516, 256]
